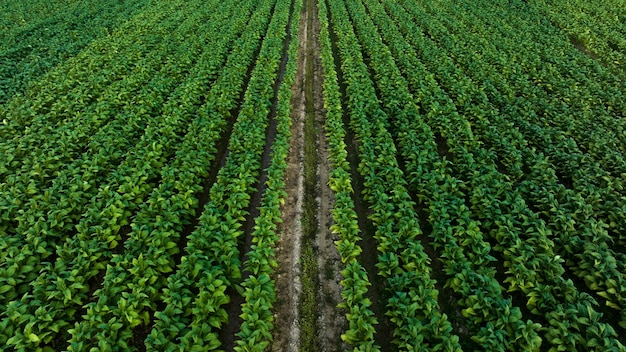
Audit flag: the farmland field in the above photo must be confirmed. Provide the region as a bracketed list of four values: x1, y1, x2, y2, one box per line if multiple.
[1, 0, 625, 351]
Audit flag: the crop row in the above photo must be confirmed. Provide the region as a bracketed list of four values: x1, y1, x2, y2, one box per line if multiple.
[420, 0, 626, 166]
[456, 0, 626, 249]
[0, 0, 231, 317]
[235, 2, 301, 349]
[447, 0, 626, 188]
[418, 0, 626, 329]
[0, 0, 152, 104]
[326, 0, 466, 349]
[1, 0, 240, 307]
[66, 0, 295, 349]
[317, 0, 626, 349]
[0, 0, 197, 142]
[317, 0, 379, 349]
[0, 0, 271, 348]
[387, 0, 625, 349]
[344, 0, 546, 349]
[527, 0, 626, 74]
[396, 0, 626, 332]
[141, 0, 297, 349]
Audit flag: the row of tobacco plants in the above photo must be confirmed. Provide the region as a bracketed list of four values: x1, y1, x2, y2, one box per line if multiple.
[321, 0, 626, 350]
[0, 0, 302, 350]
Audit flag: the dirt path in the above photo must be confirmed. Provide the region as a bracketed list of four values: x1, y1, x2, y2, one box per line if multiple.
[272, 0, 346, 349]
[308, 0, 346, 347]
[309, 0, 346, 347]
[271, 3, 307, 350]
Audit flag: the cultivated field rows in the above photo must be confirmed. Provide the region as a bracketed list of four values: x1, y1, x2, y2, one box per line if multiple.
[0, 0, 625, 350]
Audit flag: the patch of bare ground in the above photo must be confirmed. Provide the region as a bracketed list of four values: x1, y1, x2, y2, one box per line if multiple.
[310, 0, 346, 347]
[272, 0, 346, 349]
[271, 4, 307, 350]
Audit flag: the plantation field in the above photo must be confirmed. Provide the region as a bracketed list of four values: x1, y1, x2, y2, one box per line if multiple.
[1, 0, 625, 351]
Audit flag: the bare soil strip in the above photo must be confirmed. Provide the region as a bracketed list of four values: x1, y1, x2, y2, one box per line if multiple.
[272, 3, 307, 349]
[273, 0, 346, 349]
[309, 0, 346, 348]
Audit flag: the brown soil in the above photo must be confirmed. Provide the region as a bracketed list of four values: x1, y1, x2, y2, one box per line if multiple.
[310, 0, 346, 347]
[272, 0, 345, 349]
[271, 4, 307, 349]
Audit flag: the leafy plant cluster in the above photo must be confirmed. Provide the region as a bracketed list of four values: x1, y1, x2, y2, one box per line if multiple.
[144, 0, 299, 350]
[0, 0, 288, 349]
[527, 0, 626, 74]
[2, 0, 625, 350]
[0, 0, 221, 270]
[319, 0, 626, 350]
[0, 0, 190, 143]
[66, 0, 294, 349]
[326, 0, 465, 349]
[0, 0, 220, 321]
[317, 0, 379, 350]
[343, 0, 545, 349]
[389, 0, 625, 349]
[0, 0, 152, 104]
[419, 0, 626, 331]
[234, 0, 301, 350]
[410, 0, 626, 326]
[441, 0, 626, 246]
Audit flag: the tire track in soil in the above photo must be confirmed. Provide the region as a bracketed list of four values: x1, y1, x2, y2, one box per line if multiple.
[309, 0, 346, 348]
[273, 0, 346, 349]
[271, 4, 306, 349]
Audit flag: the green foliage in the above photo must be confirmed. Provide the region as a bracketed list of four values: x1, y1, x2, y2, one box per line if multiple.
[2, 0, 626, 350]
[324, 0, 462, 348]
